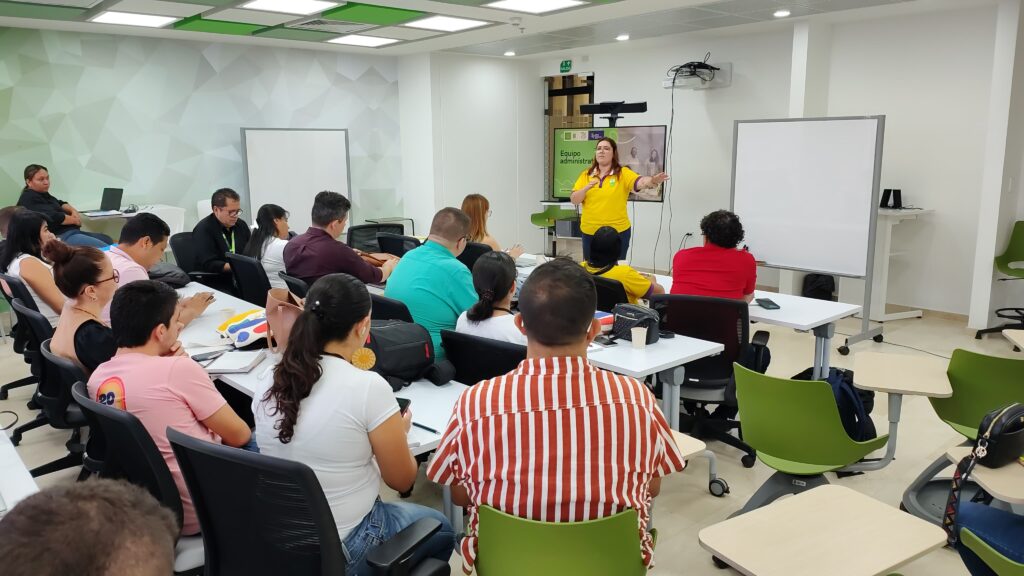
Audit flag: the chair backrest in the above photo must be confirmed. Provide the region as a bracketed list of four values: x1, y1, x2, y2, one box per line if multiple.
[650, 294, 749, 382]
[476, 505, 644, 576]
[457, 242, 492, 271]
[960, 528, 1024, 575]
[0, 273, 38, 311]
[997, 220, 1024, 271]
[441, 330, 526, 385]
[377, 232, 421, 257]
[371, 293, 413, 323]
[278, 272, 309, 298]
[70, 381, 185, 528]
[592, 275, 629, 313]
[225, 253, 272, 307]
[11, 298, 53, 351]
[933, 349, 1024, 440]
[36, 339, 79, 428]
[168, 428, 345, 576]
[170, 232, 198, 273]
[347, 223, 403, 252]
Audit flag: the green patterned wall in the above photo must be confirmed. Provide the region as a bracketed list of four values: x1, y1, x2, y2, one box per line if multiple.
[0, 27, 402, 225]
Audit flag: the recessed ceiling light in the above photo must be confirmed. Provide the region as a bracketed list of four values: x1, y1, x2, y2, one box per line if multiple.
[241, 0, 338, 16]
[484, 0, 585, 14]
[773, 9, 791, 18]
[327, 34, 400, 47]
[90, 11, 178, 28]
[403, 15, 488, 32]
[616, 33, 630, 41]
[504, 50, 516, 56]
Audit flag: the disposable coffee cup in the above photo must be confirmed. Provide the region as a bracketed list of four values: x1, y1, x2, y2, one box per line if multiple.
[631, 327, 647, 349]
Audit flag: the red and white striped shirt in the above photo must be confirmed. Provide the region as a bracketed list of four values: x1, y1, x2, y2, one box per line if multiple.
[426, 356, 687, 573]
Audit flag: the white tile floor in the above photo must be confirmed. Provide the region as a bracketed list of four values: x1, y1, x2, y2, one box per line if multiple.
[3, 311, 1015, 575]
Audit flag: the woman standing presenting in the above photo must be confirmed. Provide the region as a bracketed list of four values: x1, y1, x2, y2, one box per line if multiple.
[570, 137, 668, 260]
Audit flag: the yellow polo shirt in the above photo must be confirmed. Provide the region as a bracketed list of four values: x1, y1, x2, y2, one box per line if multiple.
[574, 166, 641, 234]
[582, 261, 653, 304]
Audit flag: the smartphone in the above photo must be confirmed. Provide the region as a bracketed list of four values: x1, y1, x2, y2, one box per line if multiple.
[594, 335, 618, 347]
[191, 350, 226, 363]
[755, 298, 781, 310]
[397, 397, 411, 414]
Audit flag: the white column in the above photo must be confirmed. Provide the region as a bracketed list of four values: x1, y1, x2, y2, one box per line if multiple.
[398, 54, 443, 233]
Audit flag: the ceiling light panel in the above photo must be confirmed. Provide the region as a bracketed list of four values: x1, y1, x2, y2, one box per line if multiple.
[241, 0, 338, 16]
[204, 7, 296, 26]
[484, 0, 585, 14]
[361, 26, 440, 41]
[107, 0, 210, 17]
[5, 0, 101, 6]
[404, 15, 488, 32]
[90, 11, 178, 27]
[327, 34, 399, 47]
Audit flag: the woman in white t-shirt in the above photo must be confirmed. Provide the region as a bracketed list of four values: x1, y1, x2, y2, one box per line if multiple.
[253, 273, 454, 575]
[456, 251, 527, 346]
[244, 204, 289, 290]
[0, 210, 65, 326]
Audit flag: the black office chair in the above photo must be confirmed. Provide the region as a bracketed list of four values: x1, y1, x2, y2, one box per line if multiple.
[168, 428, 450, 576]
[457, 242, 492, 271]
[225, 253, 272, 307]
[8, 298, 55, 448]
[21, 332, 87, 478]
[377, 232, 421, 257]
[71, 383, 205, 575]
[371, 293, 414, 323]
[592, 276, 629, 313]
[38, 340, 102, 478]
[441, 330, 527, 385]
[278, 271, 309, 298]
[347, 223, 404, 252]
[0, 273, 40, 401]
[650, 294, 770, 468]
[170, 232, 230, 290]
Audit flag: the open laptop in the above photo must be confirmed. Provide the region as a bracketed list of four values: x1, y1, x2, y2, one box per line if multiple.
[81, 188, 123, 217]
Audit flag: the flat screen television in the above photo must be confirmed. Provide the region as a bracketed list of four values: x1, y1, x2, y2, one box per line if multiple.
[551, 125, 667, 203]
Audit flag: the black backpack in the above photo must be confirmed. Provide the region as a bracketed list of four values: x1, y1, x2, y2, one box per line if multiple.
[793, 367, 876, 442]
[366, 320, 451, 391]
[801, 273, 836, 301]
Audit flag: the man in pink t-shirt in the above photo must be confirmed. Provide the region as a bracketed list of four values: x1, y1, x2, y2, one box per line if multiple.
[88, 280, 252, 535]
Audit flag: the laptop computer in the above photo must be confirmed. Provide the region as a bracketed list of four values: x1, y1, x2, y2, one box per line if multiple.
[82, 188, 123, 216]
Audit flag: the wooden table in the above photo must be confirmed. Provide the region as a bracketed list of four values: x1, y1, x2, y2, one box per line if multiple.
[1004, 329, 1024, 350]
[946, 446, 1024, 504]
[699, 485, 946, 576]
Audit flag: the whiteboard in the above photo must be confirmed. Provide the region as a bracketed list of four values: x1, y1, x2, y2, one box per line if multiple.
[242, 129, 351, 233]
[731, 117, 883, 278]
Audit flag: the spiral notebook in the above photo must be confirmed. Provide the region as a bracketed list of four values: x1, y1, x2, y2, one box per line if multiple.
[204, 350, 266, 374]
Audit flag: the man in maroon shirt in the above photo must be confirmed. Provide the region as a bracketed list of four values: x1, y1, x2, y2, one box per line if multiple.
[283, 191, 397, 286]
[671, 209, 756, 302]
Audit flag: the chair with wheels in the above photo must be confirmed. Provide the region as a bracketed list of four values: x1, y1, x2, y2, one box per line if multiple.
[278, 272, 309, 298]
[39, 340, 101, 478]
[977, 221, 1024, 339]
[377, 232, 421, 257]
[441, 330, 527, 385]
[729, 364, 889, 519]
[371, 293, 414, 323]
[348, 223, 403, 253]
[167, 428, 450, 576]
[71, 382, 205, 576]
[650, 294, 769, 467]
[169, 232, 230, 291]
[530, 206, 577, 257]
[224, 253, 272, 307]
[902, 349, 1024, 524]
[457, 242, 492, 271]
[0, 273, 40, 401]
[592, 276, 628, 313]
[960, 528, 1024, 576]
[476, 505, 646, 576]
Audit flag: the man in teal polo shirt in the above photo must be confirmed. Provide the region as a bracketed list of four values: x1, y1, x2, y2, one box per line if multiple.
[385, 207, 477, 360]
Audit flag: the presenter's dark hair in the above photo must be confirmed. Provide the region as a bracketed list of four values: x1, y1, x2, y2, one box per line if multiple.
[586, 137, 622, 177]
[42, 241, 105, 299]
[587, 226, 621, 269]
[110, 281, 179, 348]
[466, 251, 517, 322]
[266, 273, 370, 443]
[429, 207, 471, 243]
[518, 258, 595, 346]
[700, 210, 745, 249]
[310, 191, 350, 227]
[23, 164, 48, 183]
[119, 213, 170, 246]
[245, 204, 288, 259]
[0, 210, 48, 271]
[211, 188, 240, 208]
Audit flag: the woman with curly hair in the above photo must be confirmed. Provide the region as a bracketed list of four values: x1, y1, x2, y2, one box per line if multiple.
[671, 209, 756, 303]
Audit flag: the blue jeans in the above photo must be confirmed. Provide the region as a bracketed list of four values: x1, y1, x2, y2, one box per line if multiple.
[342, 498, 455, 576]
[956, 502, 1024, 576]
[581, 227, 631, 261]
[59, 229, 113, 248]
[240, 436, 259, 453]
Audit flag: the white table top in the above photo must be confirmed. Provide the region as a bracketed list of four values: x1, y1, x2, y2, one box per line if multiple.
[1004, 329, 1024, 350]
[699, 485, 946, 576]
[587, 334, 723, 379]
[851, 352, 952, 398]
[878, 208, 934, 219]
[672, 430, 707, 460]
[396, 380, 468, 456]
[946, 446, 1024, 504]
[0, 430, 38, 517]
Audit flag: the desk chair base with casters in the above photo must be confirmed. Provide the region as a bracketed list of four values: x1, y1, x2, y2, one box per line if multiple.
[476, 506, 647, 576]
[976, 221, 1024, 339]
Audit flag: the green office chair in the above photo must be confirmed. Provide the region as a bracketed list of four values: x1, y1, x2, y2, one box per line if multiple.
[961, 529, 1024, 576]
[730, 364, 889, 518]
[903, 349, 1024, 523]
[977, 221, 1024, 339]
[530, 205, 577, 257]
[475, 506, 647, 576]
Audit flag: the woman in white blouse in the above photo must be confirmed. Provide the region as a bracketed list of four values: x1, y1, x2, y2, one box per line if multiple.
[0, 210, 64, 326]
[456, 251, 527, 345]
[244, 204, 289, 290]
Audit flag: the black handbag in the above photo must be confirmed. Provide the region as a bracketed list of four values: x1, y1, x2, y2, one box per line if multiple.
[611, 304, 660, 345]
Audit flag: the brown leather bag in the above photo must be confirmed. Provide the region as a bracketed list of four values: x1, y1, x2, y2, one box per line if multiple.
[265, 288, 303, 352]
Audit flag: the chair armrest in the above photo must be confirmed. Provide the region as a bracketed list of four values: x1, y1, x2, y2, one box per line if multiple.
[751, 330, 770, 348]
[365, 518, 442, 575]
[187, 271, 222, 281]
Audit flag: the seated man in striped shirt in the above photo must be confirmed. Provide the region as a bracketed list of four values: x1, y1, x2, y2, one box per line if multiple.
[427, 258, 687, 573]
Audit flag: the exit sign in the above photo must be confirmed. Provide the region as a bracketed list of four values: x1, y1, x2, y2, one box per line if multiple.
[560, 59, 572, 73]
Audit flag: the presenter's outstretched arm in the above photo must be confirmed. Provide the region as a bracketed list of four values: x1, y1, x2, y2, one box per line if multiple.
[637, 172, 670, 190]
[570, 177, 600, 205]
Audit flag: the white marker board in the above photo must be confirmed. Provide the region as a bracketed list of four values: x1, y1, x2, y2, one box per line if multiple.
[731, 117, 883, 278]
[242, 129, 351, 233]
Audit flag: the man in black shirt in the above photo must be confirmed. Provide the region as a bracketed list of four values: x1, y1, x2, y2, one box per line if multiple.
[192, 188, 251, 275]
[18, 164, 113, 248]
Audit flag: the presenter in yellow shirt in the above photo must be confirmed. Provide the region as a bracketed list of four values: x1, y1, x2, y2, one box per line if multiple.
[570, 137, 669, 260]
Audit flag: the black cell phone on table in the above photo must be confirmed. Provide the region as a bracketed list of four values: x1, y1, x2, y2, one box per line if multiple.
[191, 350, 226, 363]
[594, 335, 618, 346]
[755, 298, 781, 310]
[397, 397, 411, 414]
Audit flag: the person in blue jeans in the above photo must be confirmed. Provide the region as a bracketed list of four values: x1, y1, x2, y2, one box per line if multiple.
[957, 501, 1024, 575]
[254, 273, 454, 575]
[17, 164, 113, 248]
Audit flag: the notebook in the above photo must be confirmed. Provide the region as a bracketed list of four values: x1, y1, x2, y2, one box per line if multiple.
[204, 350, 266, 374]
